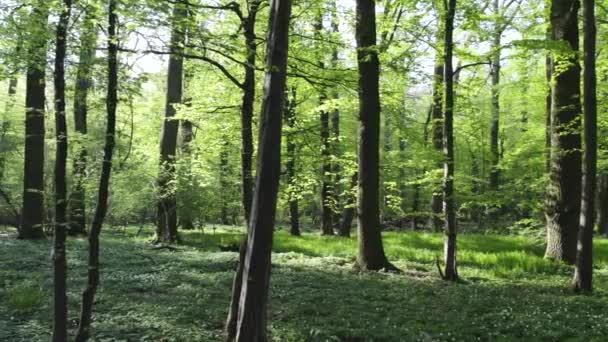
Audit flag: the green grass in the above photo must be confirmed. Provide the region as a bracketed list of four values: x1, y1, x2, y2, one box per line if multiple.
[2, 226, 608, 341]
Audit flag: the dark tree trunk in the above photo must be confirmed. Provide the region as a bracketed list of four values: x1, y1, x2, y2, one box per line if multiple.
[573, 0, 596, 293]
[488, 0, 501, 191]
[239, 1, 260, 225]
[355, 0, 396, 271]
[20, 4, 49, 240]
[598, 173, 608, 237]
[179, 117, 195, 230]
[430, 11, 445, 232]
[545, 0, 582, 264]
[442, 0, 458, 282]
[69, 8, 97, 236]
[330, 2, 342, 231]
[75, 1, 118, 339]
[156, 2, 186, 243]
[339, 171, 357, 237]
[316, 12, 333, 236]
[0, 78, 18, 182]
[220, 138, 230, 225]
[51, 0, 72, 340]
[285, 88, 300, 236]
[226, 0, 292, 340]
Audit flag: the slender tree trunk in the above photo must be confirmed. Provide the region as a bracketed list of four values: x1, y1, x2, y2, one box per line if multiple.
[442, 0, 458, 282]
[240, 1, 260, 225]
[0, 78, 18, 182]
[52, 0, 72, 339]
[156, 2, 186, 243]
[69, 8, 97, 236]
[598, 173, 608, 237]
[226, 1, 292, 340]
[330, 2, 342, 231]
[488, 0, 501, 191]
[20, 3, 49, 240]
[545, 0, 582, 264]
[429, 8, 445, 231]
[339, 171, 357, 237]
[220, 138, 230, 225]
[285, 88, 300, 236]
[179, 117, 195, 230]
[545, 48, 552, 174]
[355, 0, 396, 271]
[573, 0, 596, 293]
[316, 12, 333, 236]
[75, 1, 118, 339]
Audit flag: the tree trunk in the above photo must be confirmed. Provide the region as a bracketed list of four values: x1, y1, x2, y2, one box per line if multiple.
[442, 0, 458, 282]
[0, 78, 18, 183]
[545, 0, 582, 264]
[330, 2, 342, 231]
[20, 3, 49, 240]
[316, 12, 333, 236]
[488, 0, 501, 191]
[285, 88, 300, 236]
[74, 1, 118, 339]
[239, 0, 260, 225]
[220, 138, 230, 225]
[156, 2, 186, 243]
[226, 0, 292, 340]
[339, 171, 357, 237]
[430, 9, 445, 232]
[179, 117, 195, 230]
[598, 173, 608, 237]
[545, 37, 552, 174]
[355, 0, 396, 271]
[69, 7, 97, 236]
[51, 0, 72, 339]
[573, 0, 596, 293]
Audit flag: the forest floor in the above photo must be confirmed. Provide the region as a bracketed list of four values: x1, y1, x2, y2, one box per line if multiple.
[2, 226, 608, 341]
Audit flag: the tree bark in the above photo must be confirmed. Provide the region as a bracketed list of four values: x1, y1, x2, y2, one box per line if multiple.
[156, 2, 186, 243]
[316, 12, 333, 236]
[285, 87, 300, 236]
[179, 117, 195, 230]
[220, 138, 230, 225]
[226, 0, 292, 340]
[69, 7, 97, 236]
[442, 0, 458, 281]
[330, 1, 342, 231]
[355, 0, 396, 271]
[573, 0, 596, 293]
[239, 0, 260, 225]
[20, 3, 49, 240]
[545, 0, 582, 264]
[488, 0, 501, 191]
[339, 171, 357, 237]
[75, 1, 118, 339]
[430, 61, 444, 232]
[0, 78, 18, 183]
[51, 0, 72, 339]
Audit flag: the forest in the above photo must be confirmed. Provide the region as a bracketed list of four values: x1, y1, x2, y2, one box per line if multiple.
[1, 0, 607, 340]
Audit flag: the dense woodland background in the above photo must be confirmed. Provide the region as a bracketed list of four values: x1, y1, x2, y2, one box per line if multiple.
[1, 0, 608, 340]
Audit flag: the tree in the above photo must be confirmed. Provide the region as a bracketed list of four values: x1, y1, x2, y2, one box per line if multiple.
[442, 0, 458, 281]
[355, 0, 396, 271]
[69, 4, 98, 235]
[598, 173, 608, 237]
[239, 0, 261, 224]
[225, 0, 292, 339]
[20, 1, 49, 240]
[430, 4, 445, 231]
[545, 0, 582, 264]
[52, 0, 73, 339]
[285, 87, 300, 236]
[75, 0, 119, 338]
[156, 1, 186, 243]
[573, 0, 596, 293]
